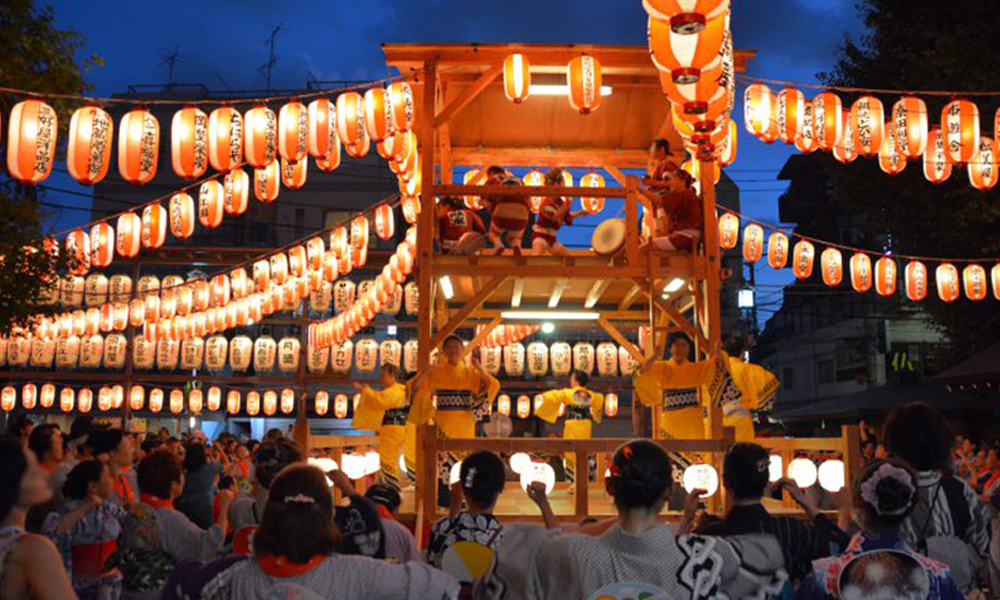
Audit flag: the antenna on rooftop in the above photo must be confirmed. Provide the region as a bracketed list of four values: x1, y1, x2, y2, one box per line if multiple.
[258, 24, 284, 93]
[157, 47, 182, 92]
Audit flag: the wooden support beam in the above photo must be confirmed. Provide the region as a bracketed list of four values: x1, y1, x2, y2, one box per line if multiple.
[433, 61, 504, 129]
[436, 262, 649, 280]
[434, 184, 629, 199]
[547, 278, 569, 308]
[451, 147, 649, 170]
[429, 276, 506, 351]
[602, 161, 629, 187]
[649, 291, 710, 352]
[625, 175, 640, 266]
[583, 279, 610, 308]
[511, 278, 524, 307]
[619, 283, 643, 310]
[597, 316, 643, 364]
[462, 316, 503, 359]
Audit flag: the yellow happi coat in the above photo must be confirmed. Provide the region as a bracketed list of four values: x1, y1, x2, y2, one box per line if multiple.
[536, 387, 605, 481]
[634, 357, 733, 441]
[352, 383, 410, 490]
[409, 362, 500, 439]
[720, 354, 780, 442]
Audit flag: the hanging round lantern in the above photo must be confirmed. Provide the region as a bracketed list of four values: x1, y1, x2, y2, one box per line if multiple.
[812, 92, 842, 151]
[156, 339, 180, 370]
[495, 393, 511, 417]
[503, 53, 531, 103]
[115, 213, 141, 258]
[766, 232, 789, 269]
[186, 388, 203, 414]
[924, 127, 953, 184]
[36, 382, 55, 409]
[67, 106, 113, 185]
[969, 136, 999, 191]
[84, 273, 109, 307]
[226, 390, 241, 415]
[279, 388, 295, 415]
[253, 336, 277, 373]
[794, 101, 818, 153]
[8, 99, 58, 184]
[229, 335, 253, 373]
[846, 253, 872, 293]
[850, 96, 885, 157]
[167, 389, 183, 414]
[244, 105, 277, 168]
[522, 169, 545, 213]
[89, 223, 115, 270]
[580, 171, 606, 214]
[207, 106, 243, 172]
[792, 240, 815, 280]
[354, 338, 378, 373]
[718, 212, 740, 250]
[878, 122, 906, 175]
[204, 335, 228, 372]
[30, 337, 56, 368]
[619, 346, 638, 376]
[171, 106, 208, 179]
[329, 340, 353, 374]
[515, 395, 531, 419]
[942, 99, 979, 164]
[307, 97, 337, 159]
[776, 87, 805, 145]
[257, 390, 275, 416]
[224, 169, 250, 215]
[787, 458, 818, 488]
[58, 387, 75, 413]
[717, 119, 739, 165]
[363, 87, 393, 143]
[875, 257, 898, 297]
[144, 388, 162, 413]
[742, 224, 764, 263]
[936, 263, 960, 303]
[963, 264, 988, 302]
[833, 110, 858, 164]
[573, 342, 596, 374]
[168, 192, 196, 239]
[336, 92, 368, 154]
[326, 392, 346, 419]
[820, 248, 843, 287]
[60, 335, 86, 369]
[311, 390, 329, 416]
[648, 14, 726, 84]
[642, 0, 729, 33]
[596, 342, 619, 377]
[278, 101, 309, 164]
[550, 342, 572, 377]
[127, 385, 145, 411]
[118, 108, 159, 185]
[502, 342, 525, 377]
[180, 337, 204, 370]
[567, 55, 603, 114]
[102, 334, 126, 369]
[199, 180, 225, 228]
[280, 156, 307, 189]
[66, 230, 91, 276]
[744, 83, 775, 139]
[374, 204, 395, 240]
[277, 337, 300, 373]
[478, 345, 501, 376]
[905, 261, 928, 301]
[892, 97, 928, 159]
[380, 82, 412, 135]
[399, 339, 417, 374]
[378, 339, 402, 369]
[254, 160, 281, 203]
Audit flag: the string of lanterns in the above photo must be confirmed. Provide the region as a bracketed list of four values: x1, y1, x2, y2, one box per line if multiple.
[718, 209, 1000, 303]
[501, 52, 604, 114]
[493, 391, 620, 420]
[742, 79, 1000, 191]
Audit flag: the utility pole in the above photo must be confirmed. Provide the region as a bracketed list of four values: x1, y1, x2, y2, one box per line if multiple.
[259, 24, 284, 93]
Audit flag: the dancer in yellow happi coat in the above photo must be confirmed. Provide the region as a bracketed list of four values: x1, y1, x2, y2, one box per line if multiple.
[536, 370, 605, 484]
[353, 363, 410, 492]
[716, 337, 780, 442]
[410, 335, 501, 497]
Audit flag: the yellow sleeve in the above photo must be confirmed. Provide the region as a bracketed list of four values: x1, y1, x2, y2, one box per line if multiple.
[473, 366, 501, 406]
[352, 385, 404, 431]
[589, 390, 605, 424]
[732, 361, 779, 411]
[407, 366, 439, 426]
[633, 361, 666, 408]
[535, 389, 570, 424]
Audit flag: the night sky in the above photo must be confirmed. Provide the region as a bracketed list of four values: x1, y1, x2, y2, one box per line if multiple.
[43, 0, 864, 323]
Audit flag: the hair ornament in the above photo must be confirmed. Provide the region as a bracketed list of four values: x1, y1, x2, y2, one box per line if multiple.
[283, 493, 317, 505]
[860, 463, 915, 516]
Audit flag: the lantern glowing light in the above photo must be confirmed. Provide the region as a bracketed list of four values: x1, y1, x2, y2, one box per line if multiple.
[8, 99, 58, 185]
[67, 106, 113, 185]
[503, 53, 531, 103]
[567, 55, 603, 114]
[519, 461, 556, 494]
[788, 457, 818, 488]
[682, 464, 719, 498]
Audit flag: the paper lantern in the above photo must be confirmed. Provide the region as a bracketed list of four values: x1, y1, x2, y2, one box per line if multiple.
[109, 274, 132, 305]
[333, 393, 349, 419]
[379, 339, 402, 368]
[204, 386, 221, 412]
[519, 461, 556, 494]
[905, 261, 928, 301]
[878, 121, 906, 175]
[224, 169, 250, 215]
[648, 14, 726, 84]
[718, 212, 739, 250]
[36, 382, 55, 409]
[516, 395, 531, 419]
[204, 335, 228, 371]
[165, 192, 195, 239]
[118, 108, 159, 184]
[503, 53, 531, 103]
[101, 334, 125, 369]
[57, 387, 75, 413]
[892, 97, 928, 159]
[766, 232, 789, 269]
[55, 335, 81, 369]
[744, 83, 775, 139]
[567, 55, 603, 114]
[362, 87, 392, 143]
[248, 336, 275, 373]
[226, 390, 242, 415]
[372, 204, 396, 241]
[523, 169, 545, 213]
[305, 343, 327, 373]
[67, 106, 113, 185]
[792, 240, 815, 280]
[249, 390, 263, 416]
[84, 274, 109, 307]
[717, 119, 739, 165]
[818, 460, 845, 493]
[526, 341, 549, 377]
[963, 264, 988, 302]
[474, 345, 498, 376]
[820, 248, 843, 286]
[776, 87, 805, 145]
[171, 106, 208, 179]
[589, 342, 616, 377]
[874, 256, 898, 297]
[849, 253, 873, 293]
[165, 389, 182, 415]
[936, 263, 960, 303]
[280, 156, 307, 190]
[7, 338, 30, 367]
[65, 230, 91, 276]
[207, 106, 244, 172]
[156, 340, 180, 370]
[277, 337, 300, 373]
[794, 101, 818, 153]
[115, 212, 141, 258]
[602, 392, 618, 418]
[20, 383, 36, 411]
[279, 388, 295, 415]
[229, 335, 253, 372]
[550, 342, 572, 376]
[333, 280, 357, 314]
[850, 96, 885, 157]
[496, 342, 522, 377]
[277, 101, 309, 164]
[969, 136, 999, 191]
[306, 97, 337, 160]
[86, 223, 113, 270]
[924, 127, 953, 184]
[259, 390, 276, 416]
[1, 386, 16, 412]
[942, 99, 979, 164]
[402, 339, 418, 374]
[311, 390, 329, 416]
[742, 224, 764, 263]
[244, 105, 277, 168]
[833, 110, 858, 164]
[184, 388, 202, 414]
[386, 82, 415, 133]
[682, 464, 719, 497]
[337, 92, 368, 153]
[179, 337, 204, 370]
[254, 160, 281, 202]
[642, 0, 729, 33]
[354, 338, 378, 373]
[198, 180, 225, 228]
[7, 99, 58, 184]
[788, 458, 818, 488]
[577, 171, 606, 214]
[91, 388, 108, 412]
[29, 337, 55, 368]
[619, 346, 638, 376]
[573, 342, 595, 374]
[811, 92, 842, 151]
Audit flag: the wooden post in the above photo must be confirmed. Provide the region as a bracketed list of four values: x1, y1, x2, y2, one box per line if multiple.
[293, 316, 310, 453]
[574, 446, 589, 520]
[625, 175, 640, 266]
[700, 159, 724, 442]
[842, 424, 862, 491]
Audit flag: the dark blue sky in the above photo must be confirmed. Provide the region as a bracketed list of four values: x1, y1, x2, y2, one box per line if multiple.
[45, 0, 864, 322]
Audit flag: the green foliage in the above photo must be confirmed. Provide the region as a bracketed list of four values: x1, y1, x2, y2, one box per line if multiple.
[819, 0, 1000, 356]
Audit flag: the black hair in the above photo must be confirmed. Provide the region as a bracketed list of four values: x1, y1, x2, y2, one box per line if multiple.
[723, 443, 771, 501]
[218, 475, 236, 491]
[856, 459, 917, 529]
[63, 460, 107, 501]
[882, 402, 954, 471]
[607, 440, 672, 511]
[572, 370, 590, 388]
[141, 439, 162, 454]
[137, 449, 183, 499]
[254, 464, 338, 563]
[28, 423, 61, 462]
[441, 196, 464, 209]
[254, 438, 303, 489]
[264, 428, 284, 442]
[670, 333, 692, 348]
[486, 166, 506, 177]
[381, 362, 403, 382]
[651, 139, 671, 154]
[459, 451, 506, 510]
[183, 442, 208, 472]
[88, 428, 125, 457]
[442, 335, 464, 351]
[724, 336, 747, 357]
[544, 167, 565, 186]
[365, 483, 402, 514]
[6, 414, 32, 438]
[0, 438, 28, 523]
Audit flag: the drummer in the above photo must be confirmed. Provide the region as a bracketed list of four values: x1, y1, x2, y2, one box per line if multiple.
[437, 195, 488, 255]
[641, 138, 681, 240]
[642, 169, 703, 253]
[532, 167, 587, 256]
[483, 166, 531, 256]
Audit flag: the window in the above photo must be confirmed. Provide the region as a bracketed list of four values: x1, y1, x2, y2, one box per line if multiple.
[818, 359, 835, 384]
[782, 367, 795, 391]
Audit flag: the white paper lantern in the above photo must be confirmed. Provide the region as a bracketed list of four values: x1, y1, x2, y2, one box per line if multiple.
[80, 335, 104, 369]
[38, 281, 59, 306]
[309, 458, 340, 486]
[308, 344, 329, 374]
[357, 279, 375, 301]
[156, 340, 180, 370]
[526, 342, 549, 377]
[572, 342, 595, 374]
[60, 276, 85, 308]
[204, 335, 229, 372]
[818, 459, 845, 492]
[84, 274, 109, 307]
[102, 334, 127, 369]
[596, 342, 618, 377]
[509, 452, 532, 474]
[341, 453, 367, 480]
[618, 346, 638, 376]
[7, 338, 29, 367]
[137, 274, 161, 296]
[133, 337, 156, 370]
[55, 336, 82, 369]
[253, 336, 277, 372]
[29, 337, 56, 368]
[788, 458, 818, 488]
[109, 274, 133, 304]
[550, 342, 572, 376]
[769, 455, 783, 483]
[403, 339, 419, 373]
[404, 281, 419, 315]
[481, 346, 502, 375]
[379, 339, 402, 367]
[519, 461, 556, 494]
[333, 280, 356, 313]
[277, 337, 301, 373]
[683, 464, 720, 498]
[330, 340, 354, 374]
[355, 338, 378, 373]
[229, 335, 253, 373]
[310, 281, 332, 313]
[180, 337, 205, 370]
[382, 286, 402, 315]
[503, 342, 526, 377]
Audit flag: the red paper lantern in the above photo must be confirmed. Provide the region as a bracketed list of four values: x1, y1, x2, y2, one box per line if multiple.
[374, 204, 395, 240]
[189, 388, 203, 413]
[742, 224, 764, 263]
[148, 388, 164, 413]
[648, 14, 726, 84]
[169, 389, 184, 414]
[892, 97, 928, 160]
[208, 106, 244, 172]
[337, 92, 368, 154]
[794, 101, 818, 154]
[67, 106, 113, 185]
[227, 390, 242, 415]
[8, 99, 58, 184]
[504, 53, 531, 103]
[308, 97, 337, 159]
[278, 101, 309, 163]
[850, 96, 885, 157]
[254, 160, 281, 203]
[874, 257, 897, 297]
[364, 87, 392, 143]
[580, 171, 606, 213]
[767, 232, 789, 269]
[924, 128, 953, 184]
[642, 0, 729, 33]
[963, 264, 988, 301]
[129, 385, 145, 411]
[936, 263, 960, 303]
[171, 106, 209, 179]
[969, 136, 999, 191]
[60, 387, 75, 413]
[776, 87, 805, 145]
[280, 156, 307, 190]
[263, 390, 278, 416]
[792, 240, 815, 280]
[567, 55, 603, 114]
[244, 105, 277, 168]
[116, 213, 141, 258]
[879, 122, 906, 175]
[21, 383, 37, 410]
[223, 169, 250, 215]
[386, 82, 414, 133]
[832, 110, 858, 164]
[744, 83, 775, 140]
[905, 261, 928, 301]
[605, 392, 619, 418]
[718, 212, 739, 250]
[207, 386, 222, 411]
[820, 247, 843, 286]
[280, 388, 294, 414]
[199, 180, 225, 228]
[169, 193, 196, 239]
[141, 203, 168, 249]
[118, 108, 160, 185]
[1, 386, 15, 412]
[850, 253, 873, 293]
[942, 99, 979, 164]
[812, 92, 843, 151]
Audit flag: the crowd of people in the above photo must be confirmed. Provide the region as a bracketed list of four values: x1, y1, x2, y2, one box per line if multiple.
[0, 400, 995, 600]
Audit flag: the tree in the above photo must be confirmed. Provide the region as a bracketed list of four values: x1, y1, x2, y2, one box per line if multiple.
[0, 1, 101, 334]
[819, 0, 1000, 357]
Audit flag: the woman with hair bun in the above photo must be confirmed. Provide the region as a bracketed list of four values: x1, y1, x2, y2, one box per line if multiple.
[476, 440, 786, 600]
[796, 459, 964, 600]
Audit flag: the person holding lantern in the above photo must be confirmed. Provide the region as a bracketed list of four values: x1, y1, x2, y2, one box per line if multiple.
[482, 166, 530, 256]
[436, 196, 488, 256]
[352, 363, 410, 493]
[531, 168, 588, 256]
[535, 370, 605, 484]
